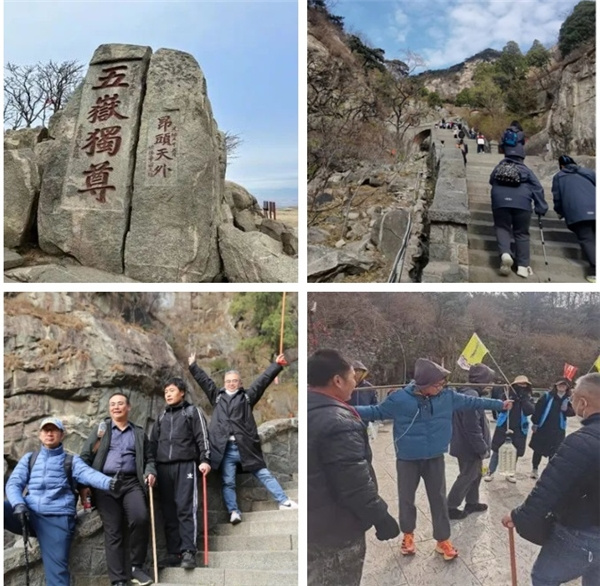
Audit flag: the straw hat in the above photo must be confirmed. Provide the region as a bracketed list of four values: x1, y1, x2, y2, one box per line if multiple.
[512, 375, 531, 385]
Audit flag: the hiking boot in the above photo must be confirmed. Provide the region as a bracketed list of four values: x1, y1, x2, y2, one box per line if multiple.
[530, 469, 539, 479]
[448, 507, 468, 520]
[181, 551, 196, 569]
[586, 275, 596, 283]
[499, 253, 513, 276]
[483, 473, 493, 482]
[436, 539, 458, 561]
[131, 566, 153, 585]
[400, 532, 416, 555]
[464, 503, 488, 514]
[517, 266, 533, 278]
[230, 511, 242, 524]
[506, 474, 517, 483]
[279, 499, 299, 510]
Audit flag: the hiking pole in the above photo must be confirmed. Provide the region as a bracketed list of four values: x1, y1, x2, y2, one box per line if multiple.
[537, 215, 551, 282]
[22, 513, 30, 586]
[148, 486, 159, 585]
[279, 292, 287, 355]
[508, 525, 518, 586]
[203, 472, 209, 567]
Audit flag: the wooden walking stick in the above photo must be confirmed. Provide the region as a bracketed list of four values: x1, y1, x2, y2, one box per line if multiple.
[279, 292, 287, 355]
[508, 525, 518, 586]
[203, 472, 209, 567]
[149, 485, 159, 584]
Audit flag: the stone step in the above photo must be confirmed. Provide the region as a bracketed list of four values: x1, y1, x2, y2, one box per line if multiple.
[213, 519, 298, 536]
[468, 232, 582, 260]
[469, 220, 580, 246]
[158, 567, 297, 586]
[250, 491, 298, 512]
[238, 482, 297, 499]
[209, 533, 296, 551]
[204, 550, 296, 571]
[469, 208, 566, 229]
[220, 508, 298, 524]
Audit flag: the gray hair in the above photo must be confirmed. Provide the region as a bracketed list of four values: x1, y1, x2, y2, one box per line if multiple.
[575, 372, 600, 399]
[224, 370, 240, 378]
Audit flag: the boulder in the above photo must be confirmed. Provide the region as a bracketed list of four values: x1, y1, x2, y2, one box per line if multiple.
[5, 264, 138, 283]
[234, 208, 260, 232]
[4, 127, 49, 151]
[226, 180, 262, 213]
[372, 209, 411, 260]
[258, 218, 298, 256]
[307, 244, 377, 282]
[307, 226, 329, 244]
[4, 148, 40, 248]
[4, 249, 25, 270]
[125, 48, 223, 282]
[218, 224, 297, 282]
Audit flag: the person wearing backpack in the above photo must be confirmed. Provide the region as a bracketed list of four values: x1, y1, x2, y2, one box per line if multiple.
[80, 393, 157, 586]
[189, 352, 298, 525]
[500, 120, 526, 158]
[552, 155, 596, 283]
[4, 417, 118, 586]
[150, 378, 211, 569]
[489, 151, 548, 278]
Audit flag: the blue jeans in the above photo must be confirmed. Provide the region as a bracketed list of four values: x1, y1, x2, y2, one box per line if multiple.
[531, 523, 600, 585]
[221, 442, 288, 513]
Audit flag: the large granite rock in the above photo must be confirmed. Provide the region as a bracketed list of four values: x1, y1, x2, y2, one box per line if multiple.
[307, 244, 377, 281]
[124, 49, 223, 282]
[218, 224, 297, 282]
[259, 218, 298, 256]
[4, 148, 40, 248]
[38, 44, 151, 273]
[371, 209, 410, 260]
[4, 264, 137, 283]
[4, 127, 49, 151]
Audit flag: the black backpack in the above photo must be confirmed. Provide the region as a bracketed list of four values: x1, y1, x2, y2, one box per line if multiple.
[26, 450, 77, 496]
[502, 128, 519, 147]
[494, 161, 522, 187]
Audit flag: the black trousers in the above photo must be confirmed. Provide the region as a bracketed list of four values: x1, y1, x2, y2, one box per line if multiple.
[157, 461, 198, 554]
[493, 207, 532, 267]
[570, 220, 596, 274]
[447, 457, 483, 509]
[307, 536, 366, 586]
[94, 475, 149, 583]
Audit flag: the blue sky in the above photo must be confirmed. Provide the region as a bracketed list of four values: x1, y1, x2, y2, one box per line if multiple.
[4, 0, 298, 207]
[330, 0, 587, 72]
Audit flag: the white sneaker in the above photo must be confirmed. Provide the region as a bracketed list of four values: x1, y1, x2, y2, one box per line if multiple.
[279, 499, 299, 510]
[499, 253, 513, 275]
[506, 475, 517, 483]
[483, 474, 493, 483]
[516, 266, 533, 278]
[229, 511, 242, 524]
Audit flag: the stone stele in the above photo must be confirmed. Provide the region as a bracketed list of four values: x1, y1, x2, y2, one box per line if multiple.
[124, 49, 224, 282]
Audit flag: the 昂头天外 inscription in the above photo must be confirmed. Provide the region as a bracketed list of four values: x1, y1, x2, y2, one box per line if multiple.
[145, 112, 179, 185]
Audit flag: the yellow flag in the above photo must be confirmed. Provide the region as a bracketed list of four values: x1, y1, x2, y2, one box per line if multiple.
[594, 355, 600, 372]
[457, 333, 489, 370]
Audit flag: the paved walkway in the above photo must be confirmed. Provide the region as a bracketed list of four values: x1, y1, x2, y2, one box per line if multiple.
[361, 417, 583, 586]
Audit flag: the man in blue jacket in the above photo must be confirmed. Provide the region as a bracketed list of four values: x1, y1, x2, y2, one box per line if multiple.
[356, 358, 512, 561]
[552, 155, 596, 282]
[4, 417, 117, 586]
[502, 372, 600, 585]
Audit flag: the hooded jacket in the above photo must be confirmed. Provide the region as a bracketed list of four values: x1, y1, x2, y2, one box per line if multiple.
[500, 125, 526, 158]
[308, 390, 391, 547]
[450, 364, 495, 459]
[552, 164, 596, 226]
[6, 444, 112, 516]
[529, 387, 575, 456]
[189, 361, 282, 471]
[356, 382, 504, 460]
[490, 157, 548, 215]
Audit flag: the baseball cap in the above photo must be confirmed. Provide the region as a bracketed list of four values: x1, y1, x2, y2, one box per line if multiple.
[39, 417, 65, 431]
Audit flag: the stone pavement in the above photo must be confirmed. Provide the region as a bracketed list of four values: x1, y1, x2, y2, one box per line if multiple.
[361, 417, 583, 586]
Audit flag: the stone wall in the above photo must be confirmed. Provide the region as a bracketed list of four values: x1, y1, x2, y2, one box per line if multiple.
[3, 419, 298, 586]
[422, 141, 470, 282]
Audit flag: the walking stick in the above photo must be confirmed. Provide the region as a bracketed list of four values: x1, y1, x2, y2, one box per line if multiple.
[148, 486, 159, 584]
[279, 292, 287, 355]
[508, 525, 518, 586]
[538, 215, 551, 282]
[203, 472, 209, 567]
[22, 517, 30, 586]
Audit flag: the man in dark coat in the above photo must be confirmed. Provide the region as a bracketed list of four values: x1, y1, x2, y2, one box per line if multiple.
[447, 364, 495, 519]
[485, 375, 535, 483]
[490, 153, 548, 278]
[189, 353, 297, 525]
[529, 377, 575, 479]
[347, 360, 378, 407]
[552, 155, 596, 282]
[308, 349, 399, 586]
[502, 372, 600, 586]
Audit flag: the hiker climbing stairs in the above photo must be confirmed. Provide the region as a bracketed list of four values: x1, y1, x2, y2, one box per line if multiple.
[157, 477, 298, 586]
[466, 150, 587, 282]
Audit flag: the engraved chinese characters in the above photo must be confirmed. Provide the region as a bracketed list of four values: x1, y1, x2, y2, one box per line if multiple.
[147, 113, 178, 183]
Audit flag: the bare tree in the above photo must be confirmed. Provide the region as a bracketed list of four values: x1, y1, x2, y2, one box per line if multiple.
[223, 130, 244, 159]
[4, 60, 84, 129]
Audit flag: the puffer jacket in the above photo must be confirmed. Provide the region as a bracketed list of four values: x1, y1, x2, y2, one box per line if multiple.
[357, 382, 504, 461]
[6, 444, 112, 516]
[552, 164, 596, 226]
[308, 390, 391, 547]
[490, 157, 548, 215]
[150, 400, 211, 465]
[512, 412, 600, 545]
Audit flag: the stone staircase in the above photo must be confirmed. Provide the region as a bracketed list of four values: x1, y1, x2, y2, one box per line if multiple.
[157, 480, 298, 586]
[465, 147, 588, 282]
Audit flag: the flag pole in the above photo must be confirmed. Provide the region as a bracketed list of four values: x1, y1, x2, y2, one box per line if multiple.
[279, 292, 287, 355]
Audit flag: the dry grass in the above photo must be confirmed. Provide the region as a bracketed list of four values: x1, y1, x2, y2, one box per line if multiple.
[4, 295, 86, 330]
[275, 208, 298, 229]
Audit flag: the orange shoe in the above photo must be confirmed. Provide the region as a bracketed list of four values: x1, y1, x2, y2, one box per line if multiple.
[400, 533, 416, 555]
[435, 539, 458, 561]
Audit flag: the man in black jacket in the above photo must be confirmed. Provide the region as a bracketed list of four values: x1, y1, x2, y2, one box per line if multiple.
[502, 372, 600, 585]
[447, 363, 495, 519]
[308, 349, 399, 586]
[189, 353, 297, 525]
[150, 378, 211, 569]
[80, 393, 156, 586]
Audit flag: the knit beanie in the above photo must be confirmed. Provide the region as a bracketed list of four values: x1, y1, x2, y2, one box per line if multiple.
[468, 363, 495, 384]
[414, 358, 450, 390]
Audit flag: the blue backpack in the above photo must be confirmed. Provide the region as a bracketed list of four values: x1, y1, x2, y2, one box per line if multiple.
[503, 128, 519, 147]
